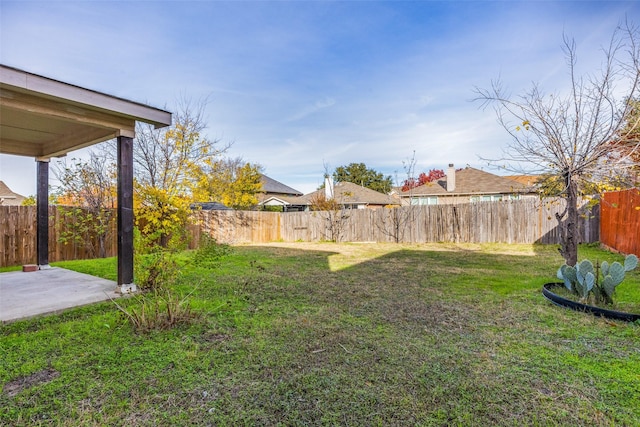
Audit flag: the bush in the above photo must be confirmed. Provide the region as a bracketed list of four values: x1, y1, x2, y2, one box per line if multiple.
[133, 227, 183, 292]
[192, 234, 233, 269]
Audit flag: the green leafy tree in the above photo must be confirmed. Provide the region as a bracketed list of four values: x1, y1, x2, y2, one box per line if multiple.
[476, 22, 640, 266]
[333, 163, 392, 194]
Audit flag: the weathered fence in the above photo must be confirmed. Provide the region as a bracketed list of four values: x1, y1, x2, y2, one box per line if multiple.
[0, 198, 600, 267]
[188, 210, 281, 248]
[190, 198, 599, 245]
[0, 206, 117, 267]
[601, 189, 640, 256]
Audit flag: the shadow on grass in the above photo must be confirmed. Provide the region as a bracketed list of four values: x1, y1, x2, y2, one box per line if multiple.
[2, 243, 639, 426]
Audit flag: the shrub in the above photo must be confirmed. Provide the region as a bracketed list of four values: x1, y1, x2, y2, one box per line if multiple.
[192, 234, 233, 269]
[133, 227, 183, 292]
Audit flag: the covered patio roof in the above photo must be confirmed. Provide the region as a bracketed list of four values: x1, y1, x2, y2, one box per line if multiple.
[0, 64, 171, 159]
[0, 64, 172, 291]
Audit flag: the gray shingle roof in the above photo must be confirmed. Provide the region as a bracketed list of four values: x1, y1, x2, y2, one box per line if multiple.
[403, 167, 528, 196]
[299, 181, 400, 206]
[0, 181, 26, 205]
[190, 202, 233, 211]
[260, 174, 303, 196]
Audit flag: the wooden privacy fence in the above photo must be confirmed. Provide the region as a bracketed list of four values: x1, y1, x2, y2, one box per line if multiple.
[1, 198, 600, 267]
[190, 198, 599, 245]
[601, 189, 640, 256]
[188, 210, 281, 248]
[0, 206, 117, 267]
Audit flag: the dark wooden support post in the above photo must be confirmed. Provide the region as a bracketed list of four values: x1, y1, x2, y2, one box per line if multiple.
[36, 159, 50, 268]
[117, 135, 136, 292]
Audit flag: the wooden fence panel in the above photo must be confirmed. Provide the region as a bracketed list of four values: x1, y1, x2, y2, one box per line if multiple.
[601, 189, 640, 256]
[1, 197, 602, 267]
[189, 210, 282, 244]
[49, 207, 117, 262]
[0, 206, 36, 266]
[0, 206, 117, 267]
[191, 198, 599, 246]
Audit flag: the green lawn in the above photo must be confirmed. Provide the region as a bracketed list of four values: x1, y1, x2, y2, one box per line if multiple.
[1, 242, 639, 426]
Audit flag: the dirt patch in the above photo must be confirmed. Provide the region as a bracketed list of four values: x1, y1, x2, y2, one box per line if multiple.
[3, 368, 60, 397]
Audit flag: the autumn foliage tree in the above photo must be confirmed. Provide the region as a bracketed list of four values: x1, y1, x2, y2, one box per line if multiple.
[401, 169, 445, 191]
[131, 98, 230, 247]
[53, 151, 117, 257]
[193, 157, 263, 209]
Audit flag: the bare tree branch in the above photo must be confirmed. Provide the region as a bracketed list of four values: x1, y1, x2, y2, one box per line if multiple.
[475, 21, 640, 265]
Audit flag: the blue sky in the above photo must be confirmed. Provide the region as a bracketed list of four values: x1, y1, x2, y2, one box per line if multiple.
[1, 1, 638, 196]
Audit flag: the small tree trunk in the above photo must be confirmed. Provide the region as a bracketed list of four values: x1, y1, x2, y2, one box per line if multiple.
[557, 174, 579, 266]
[160, 233, 169, 248]
[98, 234, 106, 258]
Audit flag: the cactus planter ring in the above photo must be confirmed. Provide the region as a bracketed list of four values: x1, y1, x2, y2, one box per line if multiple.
[543, 283, 640, 322]
[545, 253, 640, 321]
[556, 254, 638, 306]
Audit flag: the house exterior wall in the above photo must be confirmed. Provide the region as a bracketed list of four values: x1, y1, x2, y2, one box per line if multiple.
[406, 192, 537, 205]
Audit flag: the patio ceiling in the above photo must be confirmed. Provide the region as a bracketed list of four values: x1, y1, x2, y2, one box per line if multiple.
[0, 65, 171, 158]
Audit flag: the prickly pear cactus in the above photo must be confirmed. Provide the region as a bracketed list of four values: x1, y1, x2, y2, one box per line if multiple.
[601, 255, 638, 302]
[600, 261, 609, 277]
[557, 264, 577, 292]
[556, 254, 638, 305]
[624, 254, 638, 272]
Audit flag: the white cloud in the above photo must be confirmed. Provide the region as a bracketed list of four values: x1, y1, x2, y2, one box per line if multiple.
[2, 1, 638, 197]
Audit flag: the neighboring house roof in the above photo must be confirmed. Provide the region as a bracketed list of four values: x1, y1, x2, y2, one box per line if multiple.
[260, 174, 303, 197]
[299, 181, 400, 206]
[0, 181, 26, 205]
[260, 195, 308, 206]
[191, 202, 233, 211]
[504, 175, 540, 187]
[403, 167, 528, 197]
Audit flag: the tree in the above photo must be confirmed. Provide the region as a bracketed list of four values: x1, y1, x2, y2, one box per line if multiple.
[130, 98, 230, 247]
[309, 192, 350, 242]
[52, 151, 117, 258]
[21, 195, 36, 206]
[401, 169, 445, 192]
[193, 157, 263, 209]
[476, 22, 640, 266]
[333, 163, 392, 194]
[613, 98, 640, 174]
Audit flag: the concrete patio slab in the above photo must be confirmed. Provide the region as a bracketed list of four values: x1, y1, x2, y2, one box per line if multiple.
[0, 268, 119, 323]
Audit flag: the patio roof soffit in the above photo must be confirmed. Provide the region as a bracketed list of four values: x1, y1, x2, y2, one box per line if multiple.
[0, 65, 172, 159]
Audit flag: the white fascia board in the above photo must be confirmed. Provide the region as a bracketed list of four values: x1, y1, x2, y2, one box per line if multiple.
[1, 65, 171, 128]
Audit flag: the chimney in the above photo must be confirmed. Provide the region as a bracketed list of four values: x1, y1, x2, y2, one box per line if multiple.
[447, 163, 455, 192]
[324, 175, 334, 200]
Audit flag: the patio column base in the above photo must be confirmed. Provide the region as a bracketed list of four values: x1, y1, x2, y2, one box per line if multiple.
[118, 283, 137, 294]
[38, 264, 52, 270]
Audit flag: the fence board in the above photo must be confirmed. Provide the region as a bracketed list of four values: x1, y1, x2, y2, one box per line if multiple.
[601, 189, 640, 256]
[0, 206, 117, 267]
[1, 197, 602, 267]
[189, 198, 598, 246]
